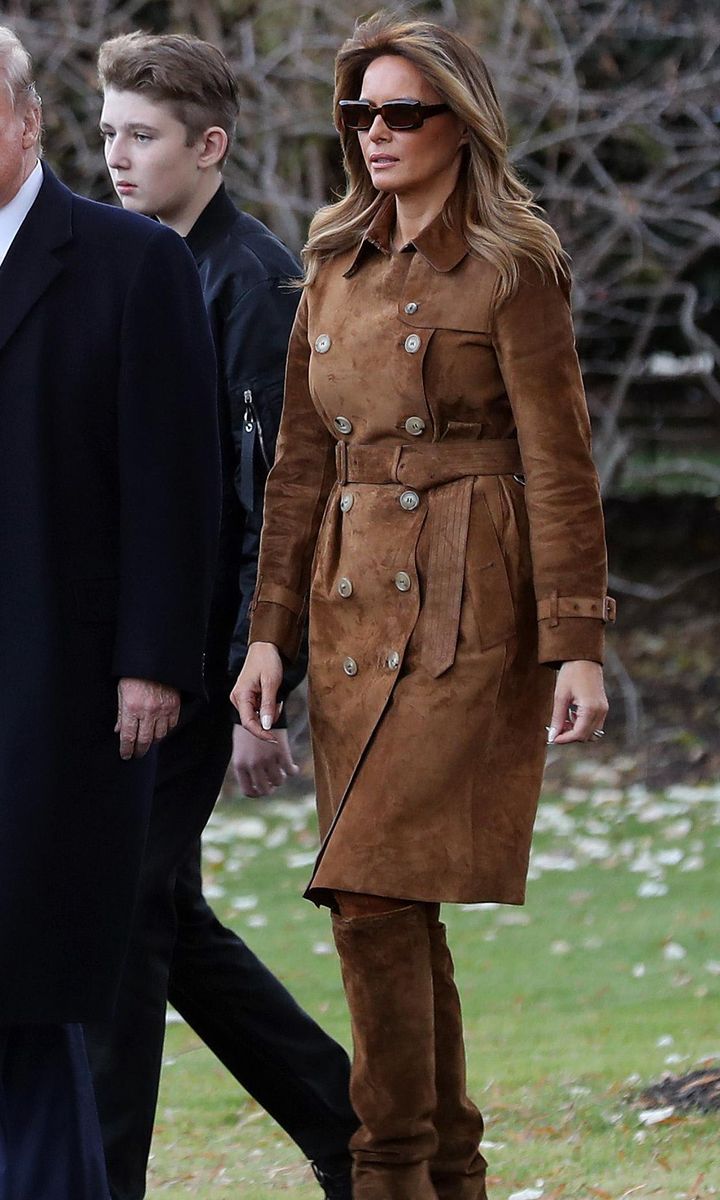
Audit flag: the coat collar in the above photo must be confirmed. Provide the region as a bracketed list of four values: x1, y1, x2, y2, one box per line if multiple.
[0, 162, 73, 357]
[185, 183, 237, 260]
[343, 194, 468, 278]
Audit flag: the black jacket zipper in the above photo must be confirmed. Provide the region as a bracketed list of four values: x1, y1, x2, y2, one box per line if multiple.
[243, 388, 271, 472]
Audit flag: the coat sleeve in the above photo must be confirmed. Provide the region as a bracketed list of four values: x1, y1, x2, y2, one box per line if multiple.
[112, 225, 221, 695]
[247, 290, 337, 660]
[229, 493, 309, 726]
[491, 262, 614, 665]
[223, 277, 308, 698]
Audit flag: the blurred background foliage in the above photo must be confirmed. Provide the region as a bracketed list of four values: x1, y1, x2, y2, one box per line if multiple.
[3, 0, 719, 498]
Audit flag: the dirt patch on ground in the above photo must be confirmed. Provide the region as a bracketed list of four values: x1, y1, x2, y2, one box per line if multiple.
[640, 1065, 720, 1114]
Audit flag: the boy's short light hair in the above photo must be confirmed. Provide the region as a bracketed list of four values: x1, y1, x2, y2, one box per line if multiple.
[97, 32, 239, 164]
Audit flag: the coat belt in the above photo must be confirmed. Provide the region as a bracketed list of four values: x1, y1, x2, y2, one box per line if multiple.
[335, 439, 523, 677]
[335, 438, 522, 489]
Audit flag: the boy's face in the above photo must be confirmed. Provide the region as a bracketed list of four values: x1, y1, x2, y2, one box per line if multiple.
[100, 87, 205, 222]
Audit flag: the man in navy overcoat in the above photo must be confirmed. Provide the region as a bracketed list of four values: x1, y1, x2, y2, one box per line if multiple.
[0, 28, 220, 1197]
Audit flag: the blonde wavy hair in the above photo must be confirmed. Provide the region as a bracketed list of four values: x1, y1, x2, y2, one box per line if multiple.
[303, 11, 567, 299]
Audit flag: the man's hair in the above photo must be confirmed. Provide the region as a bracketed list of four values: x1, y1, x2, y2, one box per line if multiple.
[0, 25, 42, 111]
[98, 33, 239, 165]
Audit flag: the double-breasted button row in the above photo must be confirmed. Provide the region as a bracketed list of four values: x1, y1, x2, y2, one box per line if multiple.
[337, 572, 412, 598]
[339, 491, 423, 511]
[342, 652, 400, 676]
[404, 301, 419, 315]
[336, 412, 424, 437]
[404, 333, 421, 354]
[315, 334, 331, 353]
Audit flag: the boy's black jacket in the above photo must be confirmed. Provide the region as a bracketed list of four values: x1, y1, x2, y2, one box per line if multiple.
[186, 183, 308, 718]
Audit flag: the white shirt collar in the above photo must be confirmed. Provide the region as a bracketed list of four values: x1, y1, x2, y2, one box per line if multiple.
[0, 159, 44, 267]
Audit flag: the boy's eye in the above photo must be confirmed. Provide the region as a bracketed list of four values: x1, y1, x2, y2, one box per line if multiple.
[134, 133, 151, 143]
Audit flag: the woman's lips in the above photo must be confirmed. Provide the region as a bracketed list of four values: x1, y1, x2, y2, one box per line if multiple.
[369, 156, 399, 170]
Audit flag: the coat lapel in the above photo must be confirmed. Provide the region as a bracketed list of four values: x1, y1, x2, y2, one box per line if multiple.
[0, 164, 73, 357]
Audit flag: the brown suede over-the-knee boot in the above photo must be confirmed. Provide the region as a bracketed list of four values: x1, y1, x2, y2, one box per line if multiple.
[426, 907, 488, 1200]
[332, 904, 439, 1200]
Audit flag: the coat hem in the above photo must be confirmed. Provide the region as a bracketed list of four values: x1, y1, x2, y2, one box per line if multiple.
[303, 876, 528, 912]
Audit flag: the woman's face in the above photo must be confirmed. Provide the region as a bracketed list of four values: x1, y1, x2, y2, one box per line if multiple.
[354, 55, 466, 201]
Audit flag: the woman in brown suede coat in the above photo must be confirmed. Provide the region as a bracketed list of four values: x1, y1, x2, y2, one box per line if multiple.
[232, 12, 613, 1200]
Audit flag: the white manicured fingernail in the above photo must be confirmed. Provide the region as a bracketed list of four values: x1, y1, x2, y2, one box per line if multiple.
[260, 714, 272, 731]
[547, 726, 557, 744]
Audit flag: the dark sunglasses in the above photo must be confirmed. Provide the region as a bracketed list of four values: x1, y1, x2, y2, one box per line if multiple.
[339, 99, 450, 131]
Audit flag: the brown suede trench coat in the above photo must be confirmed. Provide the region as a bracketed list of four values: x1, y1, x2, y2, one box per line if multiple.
[249, 198, 614, 910]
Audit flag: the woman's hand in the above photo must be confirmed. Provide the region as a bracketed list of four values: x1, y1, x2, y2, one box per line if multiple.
[230, 642, 284, 741]
[547, 660, 608, 745]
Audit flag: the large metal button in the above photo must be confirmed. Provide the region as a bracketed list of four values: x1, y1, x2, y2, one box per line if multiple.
[315, 334, 331, 353]
[404, 301, 419, 315]
[399, 490, 420, 511]
[404, 333, 421, 354]
[387, 650, 401, 670]
[334, 415, 353, 435]
[394, 571, 411, 592]
[337, 577, 353, 598]
[343, 656, 358, 677]
[340, 492, 354, 512]
[405, 416, 426, 436]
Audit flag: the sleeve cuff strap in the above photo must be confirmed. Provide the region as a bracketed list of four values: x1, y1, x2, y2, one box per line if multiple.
[254, 582, 305, 617]
[249, 601, 303, 662]
[536, 593, 616, 626]
[537, 616, 605, 666]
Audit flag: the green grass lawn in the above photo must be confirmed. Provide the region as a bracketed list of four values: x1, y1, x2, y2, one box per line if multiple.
[147, 778, 720, 1199]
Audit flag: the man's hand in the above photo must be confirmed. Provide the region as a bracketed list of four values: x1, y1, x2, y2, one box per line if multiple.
[232, 724, 299, 797]
[116, 678, 181, 760]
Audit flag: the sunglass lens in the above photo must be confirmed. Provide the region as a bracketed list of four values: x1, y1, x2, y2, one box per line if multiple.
[341, 103, 372, 130]
[383, 102, 421, 130]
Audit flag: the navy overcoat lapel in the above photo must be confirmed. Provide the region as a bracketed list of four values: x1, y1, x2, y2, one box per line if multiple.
[0, 164, 73, 357]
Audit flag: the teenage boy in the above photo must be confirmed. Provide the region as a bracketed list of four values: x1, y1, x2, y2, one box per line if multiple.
[89, 32, 356, 1200]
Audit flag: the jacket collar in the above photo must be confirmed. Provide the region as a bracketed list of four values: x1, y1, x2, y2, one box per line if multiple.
[185, 182, 238, 260]
[344, 194, 468, 278]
